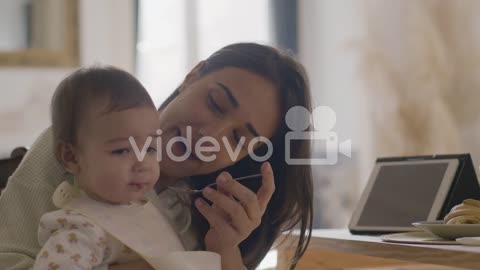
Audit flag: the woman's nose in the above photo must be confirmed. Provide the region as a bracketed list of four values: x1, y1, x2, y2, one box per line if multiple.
[198, 121, 231, 139]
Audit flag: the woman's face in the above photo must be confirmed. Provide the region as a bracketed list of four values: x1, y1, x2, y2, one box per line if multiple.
[158, 67, 281, 180]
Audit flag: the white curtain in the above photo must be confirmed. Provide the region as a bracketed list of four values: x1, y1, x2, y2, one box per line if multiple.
[136, 0, 272, 107]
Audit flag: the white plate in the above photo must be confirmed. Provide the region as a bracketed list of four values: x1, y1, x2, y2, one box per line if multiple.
[381, 231, 458, 245]
[456, 237, 480, 246]
[413, 220, 480, 240]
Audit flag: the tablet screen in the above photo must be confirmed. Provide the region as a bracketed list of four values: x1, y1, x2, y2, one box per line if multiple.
[357, 162, 449, 227]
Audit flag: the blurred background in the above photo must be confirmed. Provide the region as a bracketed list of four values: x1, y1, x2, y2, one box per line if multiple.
[2, 0, 480, 235]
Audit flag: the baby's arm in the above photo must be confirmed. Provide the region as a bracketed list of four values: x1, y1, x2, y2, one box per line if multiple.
[33, 210, 108, 270]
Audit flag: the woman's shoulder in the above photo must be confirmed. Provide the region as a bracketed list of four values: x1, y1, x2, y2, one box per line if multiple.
[8, 127, 65, 190]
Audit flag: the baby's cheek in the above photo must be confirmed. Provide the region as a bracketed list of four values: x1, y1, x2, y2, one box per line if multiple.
[94, 163, 128, 187]
[150, 157, 161, 174]
[94, 176, 127, 202]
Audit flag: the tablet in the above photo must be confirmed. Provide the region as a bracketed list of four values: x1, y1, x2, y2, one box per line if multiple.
[349, 158, 459, 234]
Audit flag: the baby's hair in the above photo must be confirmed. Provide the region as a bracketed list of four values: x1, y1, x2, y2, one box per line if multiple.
[51, 65, 155, 149]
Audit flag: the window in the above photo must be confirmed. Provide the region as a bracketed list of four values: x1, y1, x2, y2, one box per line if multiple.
[136, 0, 272, 106]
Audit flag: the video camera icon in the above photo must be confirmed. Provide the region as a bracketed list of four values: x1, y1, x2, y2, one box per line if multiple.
[285, 106, 352, 165]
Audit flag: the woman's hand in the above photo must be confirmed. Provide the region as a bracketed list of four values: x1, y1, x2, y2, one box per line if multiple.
[194, 162, 275, 254]
[109, 260, 154, 270]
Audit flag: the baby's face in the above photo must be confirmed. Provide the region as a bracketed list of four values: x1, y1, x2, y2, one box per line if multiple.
[74, 101, 160, 204]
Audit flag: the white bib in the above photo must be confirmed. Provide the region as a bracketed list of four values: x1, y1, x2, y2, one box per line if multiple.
[52, 181, 220, 270]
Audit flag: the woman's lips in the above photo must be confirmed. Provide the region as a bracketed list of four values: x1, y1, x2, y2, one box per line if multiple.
[173, 141, 199, 160]
[171, 127, 200, 161]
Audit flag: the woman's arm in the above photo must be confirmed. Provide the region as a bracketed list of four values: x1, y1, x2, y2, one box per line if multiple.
[216, 247, 245, 270]
[195, 162, 275, 270]
[0, 175, 58, 270]
[0, 128, 63, 270]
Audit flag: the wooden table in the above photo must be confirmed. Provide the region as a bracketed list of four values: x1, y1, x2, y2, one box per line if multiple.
[276, 229, 480, 270]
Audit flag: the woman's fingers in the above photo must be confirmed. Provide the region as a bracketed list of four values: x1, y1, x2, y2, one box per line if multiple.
[198, 162, 276, 238]
[202, 187, 251, 232]
[211, 204, 230, 222]
[217, 181, 234, 200]
[256, 162, 275, 213]
[196, 165, 277, 252]
[195, 198, 232, 232]
[214, 172, 262, 223]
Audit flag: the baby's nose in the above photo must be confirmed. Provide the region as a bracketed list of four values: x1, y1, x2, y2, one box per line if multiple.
[133, 159, 150, 172]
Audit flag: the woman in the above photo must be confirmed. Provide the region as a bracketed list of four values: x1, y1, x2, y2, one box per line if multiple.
[0, 43, 313, 270]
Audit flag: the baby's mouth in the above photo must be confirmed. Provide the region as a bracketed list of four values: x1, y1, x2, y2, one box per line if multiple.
[128, 182, 146, 191]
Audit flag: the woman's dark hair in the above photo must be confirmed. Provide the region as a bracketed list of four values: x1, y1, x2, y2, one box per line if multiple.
[160, 43, 313, 269]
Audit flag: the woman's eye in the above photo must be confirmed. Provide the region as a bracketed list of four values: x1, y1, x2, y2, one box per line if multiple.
[112, 149, 130, 155]
[147, 147, 157, 153]
[233, 130, 240, 144]
[232, 130, 246, 148]
[208, 94, 225, 114]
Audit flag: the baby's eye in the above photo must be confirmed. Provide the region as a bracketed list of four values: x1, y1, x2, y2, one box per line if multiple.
[146, 147, 157, 153]
[112, 149, 130, 155]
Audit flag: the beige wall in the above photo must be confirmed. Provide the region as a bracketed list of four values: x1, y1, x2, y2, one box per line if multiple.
[298, 0, 480, 228]
[0, 0, 135, 158]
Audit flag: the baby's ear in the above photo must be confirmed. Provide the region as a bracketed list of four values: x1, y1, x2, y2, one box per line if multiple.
[57, 142, 80, 174]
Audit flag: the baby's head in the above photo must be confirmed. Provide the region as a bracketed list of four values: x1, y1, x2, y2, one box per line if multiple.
[51, 66, 160, 204]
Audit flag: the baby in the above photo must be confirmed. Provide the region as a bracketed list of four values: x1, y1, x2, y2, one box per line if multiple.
[33, 66, 162, 269]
